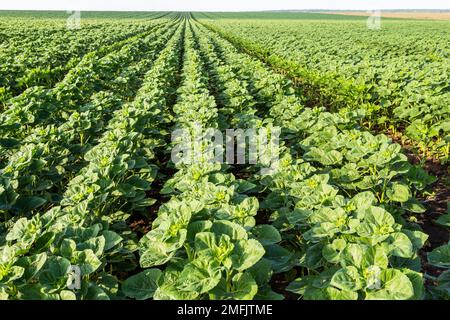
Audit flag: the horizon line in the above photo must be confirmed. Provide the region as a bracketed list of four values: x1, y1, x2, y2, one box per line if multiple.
[1, 8, 450, 12]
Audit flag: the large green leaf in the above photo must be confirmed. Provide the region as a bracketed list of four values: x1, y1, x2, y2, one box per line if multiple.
[388, 232, 414, 258]
[365, 269, 414, 300]
[330, 266, 362, 291]
[387, 183, 410, 203]
[209, 272, 258, 300]
[231, 239, 265, 271]
[428, 243, 450, 268]
[176, 259, 222, 295]
[122, 269, 162, 300]
[252, 224, 281, 246]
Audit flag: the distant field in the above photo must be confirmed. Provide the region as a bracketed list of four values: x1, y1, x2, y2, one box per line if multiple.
[324, 11, 450, 20]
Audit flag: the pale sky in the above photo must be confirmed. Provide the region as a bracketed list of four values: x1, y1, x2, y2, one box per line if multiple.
[0, 0, 449, 12]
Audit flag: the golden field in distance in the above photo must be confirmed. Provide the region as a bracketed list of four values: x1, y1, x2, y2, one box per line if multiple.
[323, 11, 450, 20]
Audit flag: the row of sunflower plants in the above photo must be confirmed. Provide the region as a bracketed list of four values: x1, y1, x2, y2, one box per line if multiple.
[189, 22, 288, 299]
[0, 22, 180, 220]
[124, 23, 269, 300]
[198, 18, 449, 163]
[0, 21, 185, 300]
[0, 20, 176, 162]
[0, 18, 169, 106]
[195, 21, 437, 300]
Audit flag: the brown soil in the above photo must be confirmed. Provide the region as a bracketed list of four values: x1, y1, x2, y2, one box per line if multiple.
[128, 152, 176, 238]
[323, 11, 450, 21]
[129, 219, 152, 237]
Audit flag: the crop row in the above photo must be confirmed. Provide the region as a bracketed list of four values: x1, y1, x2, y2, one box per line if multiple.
[0, 16, 447, 300]
[124, 21, 268, 300]
[0, 20, 184, 300]
[196, 16, 450, 162]
[0, 18, 172, 107]
[184, 20, 437, 300]
[125, 19, 439, 300]
[0, 22, 181, 221]
[0, 20, 176, 157]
